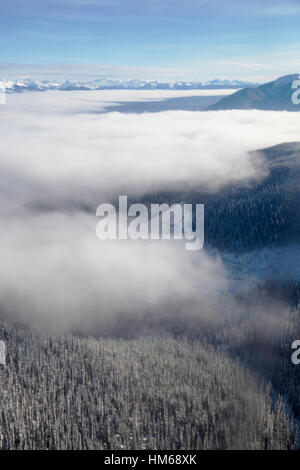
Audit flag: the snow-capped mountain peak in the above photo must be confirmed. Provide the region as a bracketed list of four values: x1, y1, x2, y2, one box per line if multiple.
[0, 77, 259, 93]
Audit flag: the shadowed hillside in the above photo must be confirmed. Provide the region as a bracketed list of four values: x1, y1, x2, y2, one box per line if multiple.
[207, 75, 300, 111]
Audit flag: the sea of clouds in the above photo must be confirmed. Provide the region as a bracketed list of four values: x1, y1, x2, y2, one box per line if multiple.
[0, 89, 299, 334]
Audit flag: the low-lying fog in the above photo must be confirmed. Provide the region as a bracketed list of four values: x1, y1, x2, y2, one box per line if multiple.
[0, 89, 299, 334]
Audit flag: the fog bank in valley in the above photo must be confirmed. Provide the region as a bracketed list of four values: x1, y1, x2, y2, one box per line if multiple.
[0, 90, 299, 334]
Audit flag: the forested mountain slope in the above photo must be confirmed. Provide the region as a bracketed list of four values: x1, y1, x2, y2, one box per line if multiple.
[0, 321, 296, 450]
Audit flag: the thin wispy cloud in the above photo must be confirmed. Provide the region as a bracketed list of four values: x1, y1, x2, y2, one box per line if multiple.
[1, 1, 299, 82]
[252, 5, 300, 17]
[217, 61, 271, 70]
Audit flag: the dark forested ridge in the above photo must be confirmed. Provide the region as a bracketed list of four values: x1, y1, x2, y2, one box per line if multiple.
[202, 142, 300, 252]
[140, 142, 300, 253]
[138, 142, 300, 253]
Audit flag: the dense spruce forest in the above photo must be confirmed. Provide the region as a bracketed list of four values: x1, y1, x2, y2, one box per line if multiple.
[0, 320, 298, 450]
[0, 279, 299, 450]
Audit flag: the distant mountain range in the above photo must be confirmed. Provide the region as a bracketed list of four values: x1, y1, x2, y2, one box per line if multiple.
[0, 77, 259, 92]
[208, 74, 300, 111]
[2, 75, 300, 112]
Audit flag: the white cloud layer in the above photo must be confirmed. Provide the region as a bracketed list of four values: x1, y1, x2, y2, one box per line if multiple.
[0, 90, 269, 208]
[0, 90, 299, 333]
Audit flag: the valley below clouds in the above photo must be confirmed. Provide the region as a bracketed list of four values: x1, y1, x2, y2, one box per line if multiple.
[0, 89, 300, 334]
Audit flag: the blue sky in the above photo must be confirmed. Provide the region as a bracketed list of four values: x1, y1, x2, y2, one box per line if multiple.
[1, 0, 300, 82]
